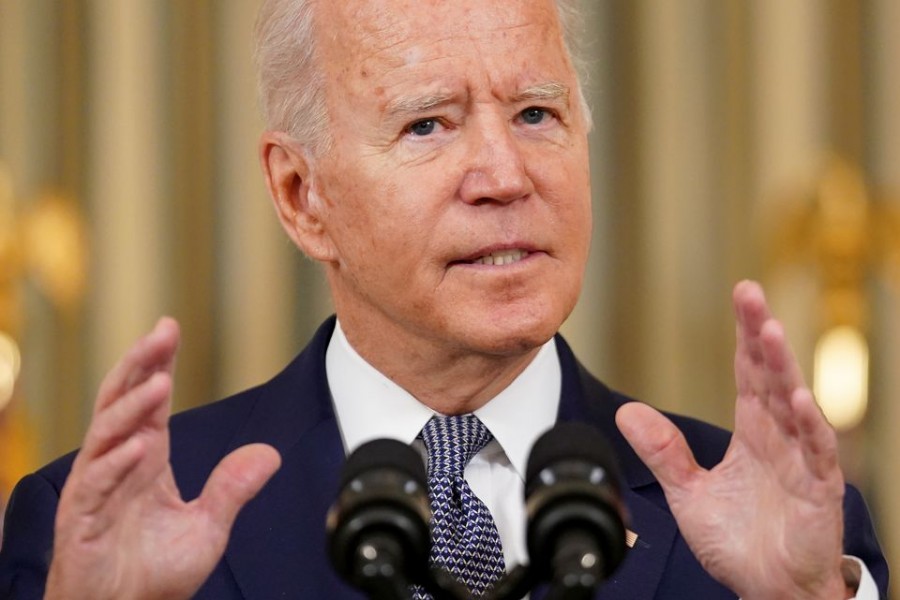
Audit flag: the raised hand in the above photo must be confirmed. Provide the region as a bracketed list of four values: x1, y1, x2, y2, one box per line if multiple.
[45, 318, 281, 600]
[616, 281, 849, 600]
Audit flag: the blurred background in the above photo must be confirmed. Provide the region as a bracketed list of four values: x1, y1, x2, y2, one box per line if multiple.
[0, 0, 897, 593]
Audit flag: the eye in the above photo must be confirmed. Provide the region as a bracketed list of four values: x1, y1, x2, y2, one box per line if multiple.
[520, 107, 550, 125]
[407, 118, 438, 137]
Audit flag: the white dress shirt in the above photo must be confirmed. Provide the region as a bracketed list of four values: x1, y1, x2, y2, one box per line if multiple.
[324, 320, 876, 599]
[327, 319, 559, 568]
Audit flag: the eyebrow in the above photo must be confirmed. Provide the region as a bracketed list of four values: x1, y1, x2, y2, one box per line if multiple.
[383, 81, 571, 120]
[511, 82, 570, 104]
[384, 93, 456, 119]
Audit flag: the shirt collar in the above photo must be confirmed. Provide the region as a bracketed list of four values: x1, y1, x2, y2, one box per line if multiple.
[325, 320, 561, 480]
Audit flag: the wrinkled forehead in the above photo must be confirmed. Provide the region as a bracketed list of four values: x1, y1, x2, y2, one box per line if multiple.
[315, 0, 567, 74]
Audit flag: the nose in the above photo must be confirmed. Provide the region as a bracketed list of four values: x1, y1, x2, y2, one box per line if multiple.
[458, 111, 534, 205]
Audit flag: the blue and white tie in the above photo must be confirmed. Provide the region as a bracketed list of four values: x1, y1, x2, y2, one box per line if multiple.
[414, 415, 506, 599]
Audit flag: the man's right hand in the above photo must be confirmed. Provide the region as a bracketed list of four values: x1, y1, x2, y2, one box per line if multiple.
[45, 318, 281, 600]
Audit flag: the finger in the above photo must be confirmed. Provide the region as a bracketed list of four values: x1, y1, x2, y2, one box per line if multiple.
[733, 281, 778, 396]
[197, 444, 281, 537]
[733, 280, 772, 345]
[758, 319, 807, 436]
[759, 319, 806, 394]
[64, 435, 147, 525]
[95, 317, 180, 414]
[792, 388, 840, 481]
[732, 282, 808, 415]
[616, 403, 702, 495]
[79, 371, 172, 461]
[67, 372, 172, 520]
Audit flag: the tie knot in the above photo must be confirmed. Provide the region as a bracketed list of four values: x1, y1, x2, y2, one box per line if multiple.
[421, 415, 493, 477]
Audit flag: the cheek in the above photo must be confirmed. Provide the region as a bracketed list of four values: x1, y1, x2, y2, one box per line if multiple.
[535, 153, 591, 220]
[326, 186, 437, 280]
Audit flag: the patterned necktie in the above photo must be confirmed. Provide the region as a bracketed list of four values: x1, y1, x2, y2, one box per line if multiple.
[414, 415, 506, 599]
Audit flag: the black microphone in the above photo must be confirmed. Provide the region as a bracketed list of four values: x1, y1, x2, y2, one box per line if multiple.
[524, 422, 628, 600]
[327, 438, 432, 599]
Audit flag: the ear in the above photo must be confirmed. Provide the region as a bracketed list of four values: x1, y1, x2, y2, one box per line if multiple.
[258, 131, 337, 262]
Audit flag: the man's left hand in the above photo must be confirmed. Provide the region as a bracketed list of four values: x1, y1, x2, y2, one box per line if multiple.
[616, 280, 849, 600]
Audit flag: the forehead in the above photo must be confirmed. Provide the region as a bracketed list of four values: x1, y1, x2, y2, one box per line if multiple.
[315, 0, 572, 96]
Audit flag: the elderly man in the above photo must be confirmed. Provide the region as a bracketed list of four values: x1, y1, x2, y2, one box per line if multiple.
[0, 0, 889, 598]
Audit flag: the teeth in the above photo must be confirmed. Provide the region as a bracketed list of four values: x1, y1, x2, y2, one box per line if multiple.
[472, 249, 528, 266]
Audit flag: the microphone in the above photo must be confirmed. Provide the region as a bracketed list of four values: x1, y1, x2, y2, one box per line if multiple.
[327, 438, 432, 599]
[524, 422, 628, 599]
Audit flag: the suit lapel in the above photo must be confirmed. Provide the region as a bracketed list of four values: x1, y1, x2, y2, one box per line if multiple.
[226, 416, 361, 599]
[553, 335, 678, 600]
[220, 318, 364, 599]
[594, 488, 678, 599]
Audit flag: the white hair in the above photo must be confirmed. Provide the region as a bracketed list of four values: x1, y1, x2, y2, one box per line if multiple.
[255, 0, 591, 155]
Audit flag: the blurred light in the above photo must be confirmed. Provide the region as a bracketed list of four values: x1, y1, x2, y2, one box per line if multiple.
[814, 326, 869, 430]
[0, 332, 21, 412]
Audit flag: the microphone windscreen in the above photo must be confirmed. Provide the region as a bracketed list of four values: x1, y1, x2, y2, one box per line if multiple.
[340, 438, 426, 490]
[524, 421, 628, 584]
[525, 422, 620, 496]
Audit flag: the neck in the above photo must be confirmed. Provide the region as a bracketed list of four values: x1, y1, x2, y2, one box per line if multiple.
[336, 318, 543, 415]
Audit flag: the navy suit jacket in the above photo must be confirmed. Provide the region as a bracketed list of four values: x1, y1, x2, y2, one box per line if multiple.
[0, 318, 889, 598]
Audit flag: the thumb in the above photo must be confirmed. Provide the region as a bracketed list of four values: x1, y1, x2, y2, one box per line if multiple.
[615, 402, 701, 495]
[198, 443, 282, 528]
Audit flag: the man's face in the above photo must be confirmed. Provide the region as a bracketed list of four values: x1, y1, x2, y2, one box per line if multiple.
[310, 0, 592, 358]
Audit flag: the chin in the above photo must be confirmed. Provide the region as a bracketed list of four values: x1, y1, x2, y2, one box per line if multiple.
[455, 303, 569, 357]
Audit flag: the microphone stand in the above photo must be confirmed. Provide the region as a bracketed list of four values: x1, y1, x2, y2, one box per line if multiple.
[540, 530, 605, 600]
[355, 556, 605, 600]
[482, 565, 534, 600]
[351, 545, 472, 600]
[350, 535, 417, 600]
